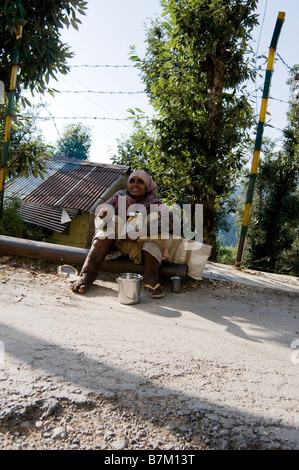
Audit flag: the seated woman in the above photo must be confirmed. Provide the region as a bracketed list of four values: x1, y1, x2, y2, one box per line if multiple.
[71, 170, 177, 298]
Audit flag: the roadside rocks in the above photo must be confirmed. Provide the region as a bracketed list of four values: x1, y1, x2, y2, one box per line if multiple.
[1, 258, 298, 451]
[0, 393, 295, 451]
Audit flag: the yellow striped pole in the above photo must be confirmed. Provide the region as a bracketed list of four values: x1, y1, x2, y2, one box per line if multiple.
[235, 11, 285, 267]
[0, 1, 24, 219]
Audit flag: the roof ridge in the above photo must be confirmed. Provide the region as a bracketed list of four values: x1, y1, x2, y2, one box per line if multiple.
[47, 155, 129, 171]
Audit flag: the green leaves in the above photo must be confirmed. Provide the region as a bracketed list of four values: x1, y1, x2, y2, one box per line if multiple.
[54, 122, 92, 161]
[243, 68, 299, 275]
[0, 102, 48, 179]
[0, 1, 87, 97]
[115, 0, 260, 253]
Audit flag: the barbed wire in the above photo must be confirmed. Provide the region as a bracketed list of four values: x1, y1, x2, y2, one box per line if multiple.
[58, 90, 145, 94]
[65, 50, 296, 73]
[39, 104, 62, 138]
[69, 64, 135, 68]
[51, 87, 289, 101]
[36, 116, 133, 121]
[276, 53, 296, 73]
[269, 96, 290, 105]
[57, 56, 296, 99]
[33, 53, 295, 125]
[35, 93, 291, 122]
[67, 53, 295, 71]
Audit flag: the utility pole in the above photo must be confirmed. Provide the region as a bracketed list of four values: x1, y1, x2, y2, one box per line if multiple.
[235, 11, 285, 267]
[0, 0, 24, 220]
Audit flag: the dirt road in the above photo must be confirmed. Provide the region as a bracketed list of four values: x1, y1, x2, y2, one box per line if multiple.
[0, 257, 298, 450]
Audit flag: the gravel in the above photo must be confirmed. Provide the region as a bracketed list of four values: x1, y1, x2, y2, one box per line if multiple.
[0, 257, 298, 451]
[0, 390, 297, 450]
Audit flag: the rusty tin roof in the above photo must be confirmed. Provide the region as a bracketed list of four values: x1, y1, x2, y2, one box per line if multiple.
[5, 158, 129, 232]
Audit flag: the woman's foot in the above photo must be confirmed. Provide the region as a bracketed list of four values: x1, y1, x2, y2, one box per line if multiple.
[144, 283, 165, 299]
[142, 251, 164, 299]
[71, 277, 91, 294]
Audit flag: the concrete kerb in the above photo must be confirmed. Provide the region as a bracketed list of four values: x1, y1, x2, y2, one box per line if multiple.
[202, 262, 299, 294]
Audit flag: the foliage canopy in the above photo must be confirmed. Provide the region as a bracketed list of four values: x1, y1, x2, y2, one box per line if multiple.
[114, 0, 259, 257]
[0, 1, 87, 179]
[55, 122, 92, 161]
[0, 103, 48, 178]
[0, 0, 87, 96]
[245, 67, 299, 275]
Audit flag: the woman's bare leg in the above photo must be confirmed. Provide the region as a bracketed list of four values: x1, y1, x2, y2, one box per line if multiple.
[71, 237, 116, 293]
[143, 250, 164, 298]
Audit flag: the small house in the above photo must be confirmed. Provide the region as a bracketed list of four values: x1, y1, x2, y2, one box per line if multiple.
[4, 157, 129, 248]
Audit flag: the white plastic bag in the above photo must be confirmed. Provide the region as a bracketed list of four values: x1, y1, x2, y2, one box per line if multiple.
[168, 239, 212, 280]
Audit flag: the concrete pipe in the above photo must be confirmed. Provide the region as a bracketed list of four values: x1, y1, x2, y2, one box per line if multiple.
[0, 235, 188, 279]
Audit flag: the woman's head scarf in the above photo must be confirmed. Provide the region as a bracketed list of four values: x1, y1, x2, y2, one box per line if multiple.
[128, 170, 158, 198]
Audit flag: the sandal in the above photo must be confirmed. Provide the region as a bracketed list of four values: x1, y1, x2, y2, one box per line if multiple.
[144, 283, 165, 299]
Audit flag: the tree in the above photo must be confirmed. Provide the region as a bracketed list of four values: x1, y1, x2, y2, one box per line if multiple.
[0, 103, 48, 178]
[0, 0, 87, 97]
[114, 0, 258, 259]
[245, 67, 299, 275]
[55, 122, 92, 161]
[0, 1, 87, 180]
[114, 120, 157, 179]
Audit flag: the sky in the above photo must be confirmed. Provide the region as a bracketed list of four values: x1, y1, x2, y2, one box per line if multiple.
[27, 0, 299, 164]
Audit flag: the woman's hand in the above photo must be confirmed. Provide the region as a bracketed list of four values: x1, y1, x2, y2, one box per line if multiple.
[97, 206, 113, 220]
[126, 228, 139, 241]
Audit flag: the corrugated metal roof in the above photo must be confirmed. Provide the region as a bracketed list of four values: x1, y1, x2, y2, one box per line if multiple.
[4, 161, 59, 200]
[19, 202, 79, 233]
[5, 158, 129, 232]
[6, 159, 129, 212]
[25, 165, 125, 212]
